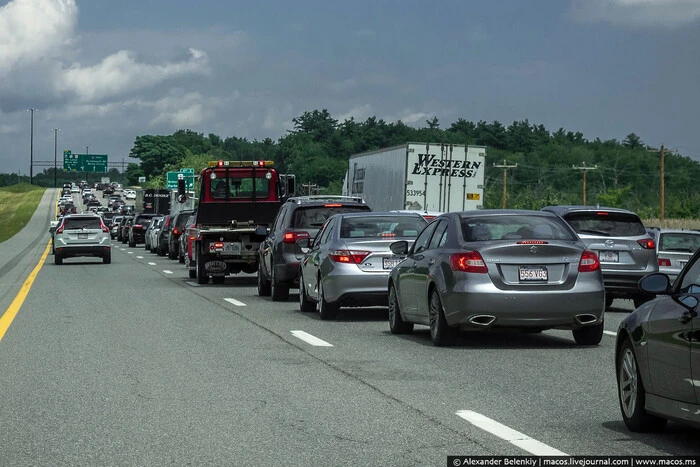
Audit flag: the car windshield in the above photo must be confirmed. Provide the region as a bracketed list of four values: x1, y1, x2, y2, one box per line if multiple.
[293, 206, 369, 229]
[210, 177, 270, 199]
[340, 216, 426, 238]
[460, 215, 577, 242]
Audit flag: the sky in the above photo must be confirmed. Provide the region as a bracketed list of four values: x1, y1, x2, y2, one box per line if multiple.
[1, 0, 699, 177]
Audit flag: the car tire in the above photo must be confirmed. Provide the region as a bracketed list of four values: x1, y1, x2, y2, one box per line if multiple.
[178, 248, 185, 263]
[429, 290, 457, 346]
[318, 278, 338, 320]
[299, 272, 315, 312]
[168, 242, 177, 260]
[271, 265, 289, 302]
[572, 320, 604, 345]
[188, 267, 196, 279]
[388, 283, 413, 334]
[157, 243, 166, 256]
[103, 252, 111, 264]
[617, 337, 668, 432]
[257, 266, 271, 297]
[54, 253, 63, 265]
[633, 295, 654, 309]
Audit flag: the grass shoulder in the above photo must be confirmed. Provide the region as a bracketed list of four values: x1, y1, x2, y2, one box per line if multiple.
[0, 184, 46, 243]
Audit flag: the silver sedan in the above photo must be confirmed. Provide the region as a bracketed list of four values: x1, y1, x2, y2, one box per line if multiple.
[298, 212, 428, 320]
[387, 210, 606, 346]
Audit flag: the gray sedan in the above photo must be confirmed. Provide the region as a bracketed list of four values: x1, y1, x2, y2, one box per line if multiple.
[387, 210, 606, 346]
[298, 212, 428, 320]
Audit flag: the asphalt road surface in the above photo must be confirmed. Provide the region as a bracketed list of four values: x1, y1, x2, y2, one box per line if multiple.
[0, 189, 698, 465]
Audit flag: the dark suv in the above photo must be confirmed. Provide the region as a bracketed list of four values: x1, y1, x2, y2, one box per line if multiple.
[257, 195, 371, 301]
[128, 213, 160, 247]
[167, 210, 195, 260]
[541, 205, 658, 308]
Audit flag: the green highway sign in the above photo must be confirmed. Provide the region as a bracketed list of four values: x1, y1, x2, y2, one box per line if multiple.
[167, 168, 195, 190]
[63, 150, 79, 171]
[62, 152, 108, 172]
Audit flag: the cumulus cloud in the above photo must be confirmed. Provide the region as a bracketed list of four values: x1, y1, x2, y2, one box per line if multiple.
[0, 0, 77, 76]
[568, 0, 700, 28]
[149, 92, 213, 127]
[336, 105, 374, 123]
[56, 48, 209, 101]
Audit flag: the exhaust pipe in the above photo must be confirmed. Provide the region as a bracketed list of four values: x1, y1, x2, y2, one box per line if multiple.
[575, 314, 598, 325]
[468, 315, 496, 327]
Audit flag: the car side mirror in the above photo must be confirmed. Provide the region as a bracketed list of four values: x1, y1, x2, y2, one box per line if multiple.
[638, 273, 670, 294]
[296, 238, 311, 249]
[390, 240, 408, 255]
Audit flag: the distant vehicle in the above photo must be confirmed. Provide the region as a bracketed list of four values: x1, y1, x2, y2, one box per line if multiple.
[129, 213, 159, 247]
[616, 253, 700, 432]
[180, 213, 197, 265]
[53, 214, 111, 265]
[343, 143, 486, 213]
[297, 212, 428, 319]
[124, 189, 136, 200]
[48, 216, 64, 254]
[541, 206, 658, 308]
[70, 186, 80, 194]
[257, 195, 372, 301]
[167, 210, 195, 260]
[145, 216, 164, 253]
[110, 216, 124, 239]
[646, 228, 700, 284]
[156, 215, 173, 256]
[387, 210, 605, 346]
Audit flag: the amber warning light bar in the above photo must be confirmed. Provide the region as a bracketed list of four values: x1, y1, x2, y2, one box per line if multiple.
[207, 160, 274, 168]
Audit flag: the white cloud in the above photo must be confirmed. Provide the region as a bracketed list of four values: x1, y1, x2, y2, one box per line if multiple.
[56, 48, 209, 102]
[0, 0, 77, 76]
[336, 104, 374, 123]
[149, 92, 213, 127]
[568, 0, 700, 28]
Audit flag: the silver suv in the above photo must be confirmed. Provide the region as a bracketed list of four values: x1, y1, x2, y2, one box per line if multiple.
[53, 214, 112, 265]
[541, 206, 658, 308]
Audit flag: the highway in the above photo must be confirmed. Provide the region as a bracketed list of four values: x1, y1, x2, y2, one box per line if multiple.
[0, 189, 698, 465]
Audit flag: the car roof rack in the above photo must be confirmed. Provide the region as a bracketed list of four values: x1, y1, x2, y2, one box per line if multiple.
[289, 195, 366, 204]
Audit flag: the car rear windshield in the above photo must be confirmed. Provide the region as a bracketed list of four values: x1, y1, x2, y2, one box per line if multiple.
[64, 217, 102, 229]
[563, 212, 646, 236]
[340, 215, 426, 238]
[175, 212, 194, 227]
[460, 215, 577, 242]
[292, 205, 370, 229]
[659, 232, 700, 253]
[134, 216, 154, 227]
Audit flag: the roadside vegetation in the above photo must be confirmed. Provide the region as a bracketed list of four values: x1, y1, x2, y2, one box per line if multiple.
[0, 184, 46, 243]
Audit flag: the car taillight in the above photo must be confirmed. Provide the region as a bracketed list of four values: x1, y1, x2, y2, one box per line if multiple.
[637, 239, 655, 249]
[283, 231, 310, 243]
[578, 250, 600, 272]
[214, 242, 224, 249]
[55, 225, 64, 234]
[450, 251, 488, 273]
[328, 250, 370, 264]
[133, 224, 143, 230]
[658, 258, 671, 267]
[100, 222, 109, 233]
[173, 228, 180, 235]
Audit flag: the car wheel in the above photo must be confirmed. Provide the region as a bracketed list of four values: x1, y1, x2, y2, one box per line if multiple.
[633, 295, 654, 309]
[318, 278, 338, 320]
[103, 252, 111, 264]
[129, 239, 135, 248]
[257, 265, 271, 297]
[429, 290, 457, 346]
[188, 267, 196, 279]
[54, 253, 63, 265]
[388, 283, 413, 334]
[299, 272, 315, 312]
[271, 265, 290, 302]
[168, 243, 177, 260]
[157, 243, 166, 256]
[605, 295, 614, 308]
[618, 338, 667, 432]
[572, 320, 603, 345]
[178, 248, 185, 263]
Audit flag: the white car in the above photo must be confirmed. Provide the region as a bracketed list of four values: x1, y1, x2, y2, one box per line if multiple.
[124, 190, 136, 200]
[70, 186, 80, 194]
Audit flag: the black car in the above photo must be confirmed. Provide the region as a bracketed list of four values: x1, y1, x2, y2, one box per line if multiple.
[167, 210, 195, 260]
[118, 216, 133, 243]
[257, 195, 371, 301]
[156, 215, 173, 256]
[128, 213, 160, 247]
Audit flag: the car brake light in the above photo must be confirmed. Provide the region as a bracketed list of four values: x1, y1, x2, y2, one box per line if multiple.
[450, 251, 488, 273]
[658, 258, 671, 267]
[214, 242, 224, 249]
[578, 250, 600, 272]
[637, 239, 655, 249]
[133, 224, 143, 230]
[329, 250, 370, 264]
[55, 225, 64, 235]
[423, 216, 436, 220]
[597, 212, 609, 216]
[173, 228, 180, 235]
[283, 231, 310, 243]
[516, 240, 548, 245]
[324, 204, 342, 207]
[100, 222, 109, 233]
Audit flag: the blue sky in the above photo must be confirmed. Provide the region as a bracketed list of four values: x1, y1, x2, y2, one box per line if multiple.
[1, 0, 699, 176]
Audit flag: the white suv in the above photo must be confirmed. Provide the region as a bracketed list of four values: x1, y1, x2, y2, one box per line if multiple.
[53, 214, 112, 265]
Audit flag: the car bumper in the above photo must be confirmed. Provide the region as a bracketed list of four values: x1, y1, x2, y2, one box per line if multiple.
[55, 245, 110, 258]
[601, 267, 658, 296]
[323, 268, 392, 306]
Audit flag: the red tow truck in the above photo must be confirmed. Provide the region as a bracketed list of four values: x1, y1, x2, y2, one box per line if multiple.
[185, 160, 295, 284]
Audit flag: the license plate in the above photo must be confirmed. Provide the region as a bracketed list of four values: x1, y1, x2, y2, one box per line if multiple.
[210, 242, 241, 255]
[383, 257, 404, 269]
[598, 250, 619, 262]
[78, 233, 88, 239]
[519, 266, 548, 281]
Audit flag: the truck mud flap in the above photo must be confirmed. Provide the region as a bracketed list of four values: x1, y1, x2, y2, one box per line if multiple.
[205, 260, 227, 273]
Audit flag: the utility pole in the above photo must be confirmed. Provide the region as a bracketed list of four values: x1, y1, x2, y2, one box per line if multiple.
[572, 162, 598, 205]
[647, 145, 669, 221]
[492, 159, 517, 209]
[52, 128, 60, 188]
[27, 108, 37, 184]
[85, 145, 90, 184]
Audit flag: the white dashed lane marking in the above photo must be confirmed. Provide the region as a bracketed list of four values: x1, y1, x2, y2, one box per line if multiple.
[224, 298, 246, 307]
[456, 410, 567, 456]
[148, 262, 156, 266]
[604, 330, 617, 337]
[162, 270, 173, 274]
[290, 331, 333, 347]
[136, 256, 143, 259]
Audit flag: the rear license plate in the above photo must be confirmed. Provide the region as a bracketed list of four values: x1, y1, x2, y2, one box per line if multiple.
[383, 257, 404, 269]
[519, 266, 548, 281]
[78, 233, 88, 239]
[598, 250, 619, 262]
[210, 242, 241, 255]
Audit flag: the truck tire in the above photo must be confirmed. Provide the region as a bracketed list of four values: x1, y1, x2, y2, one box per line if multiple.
[271, 265, 289, 302]
[196, 246, 208, 284]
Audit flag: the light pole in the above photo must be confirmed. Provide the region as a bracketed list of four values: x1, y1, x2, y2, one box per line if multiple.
[85, 145, 90, 184]
[52, 128, 60, 188]
[27, 108, 37, 184]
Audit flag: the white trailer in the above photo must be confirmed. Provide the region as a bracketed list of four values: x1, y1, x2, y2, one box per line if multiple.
[345, 143, 486, 213]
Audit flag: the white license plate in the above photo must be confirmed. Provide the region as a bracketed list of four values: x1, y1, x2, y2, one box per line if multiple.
[78, 233, 88, 239]
[599, 250, 619, 262]
[519, 266, 548, 281]
[383, 257, 404, 269]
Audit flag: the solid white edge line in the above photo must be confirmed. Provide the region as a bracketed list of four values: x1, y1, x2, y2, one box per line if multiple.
[224, 298, 246, 307]
[162, 270, 173, 274]
[603, 330, 617, 337]
[186, 281, 200, 287]
[290, 330, 333, 347]
[455, 410, 568, 456]
[148, 262, 157, 266]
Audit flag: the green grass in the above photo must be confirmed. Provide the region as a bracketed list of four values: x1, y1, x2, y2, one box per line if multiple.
[0, 184, 46, 243]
